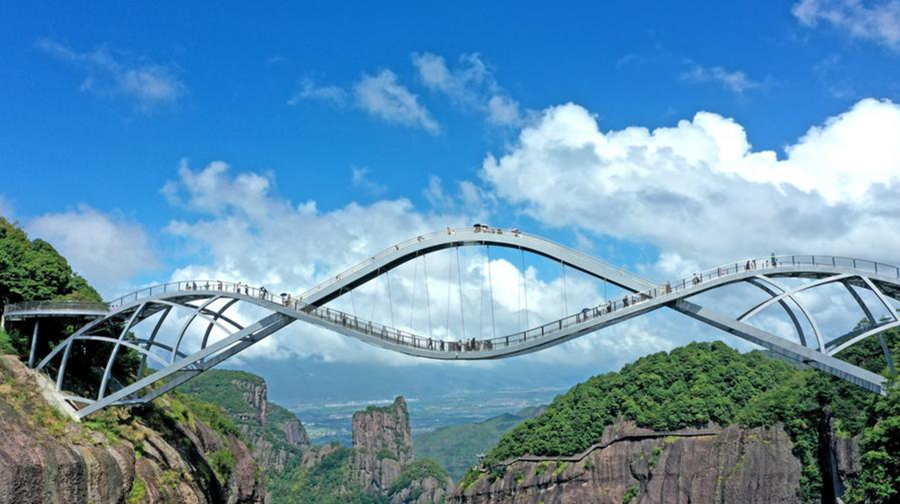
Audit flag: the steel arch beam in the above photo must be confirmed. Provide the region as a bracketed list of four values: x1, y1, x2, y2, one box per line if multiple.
[745, 277, 809, 347]
[17, 228, 900, 416]
[737, 274, 851, 351]
[75, 312, 294, 418]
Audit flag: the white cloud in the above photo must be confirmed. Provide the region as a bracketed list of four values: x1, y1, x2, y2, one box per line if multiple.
[351, 166, 387, 196]
[292, 70, 439, 133]
[35, 39, 186, 113]
[482, 98, 900, 268]
[412, 52, 523, 126]
[487, 95, 523, 126]
[793, 0, 900, 50]
[27, 205, 157, 287]
[161, 161, 486, 364]
[353, 70, 439, 133]
[287, 77, 348, 106]
[681, 64, 762, 94]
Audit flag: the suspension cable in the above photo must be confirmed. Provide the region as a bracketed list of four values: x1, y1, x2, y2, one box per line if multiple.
[446, 250, 452, 339]
[409, 252, 418, 330]
[562, 260, 569, 316]
[423, 254, 433, 338]
[349, 287, 357, 318]
[371, 269, 379, 321]
[480, 250, 485, 337]
[487, 245, 496, 339]
[457, 247, 466, 340]
[520, 248, 529, 329]
[386, 270, 396, 328]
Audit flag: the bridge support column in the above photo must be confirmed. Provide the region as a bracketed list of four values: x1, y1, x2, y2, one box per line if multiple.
[28, 320, 40, 368]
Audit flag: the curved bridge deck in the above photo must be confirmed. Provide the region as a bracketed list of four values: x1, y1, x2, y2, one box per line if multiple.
[4, 227, 898, 418]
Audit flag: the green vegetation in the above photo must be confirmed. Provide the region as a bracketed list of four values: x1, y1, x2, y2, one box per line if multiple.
[552, 461, 568, 476]
[0, 217, 141, 387]
[127, 477, 146, 504]
[0, 328, 17, 355]
[414, 405, 546, 480]
[388, 458, 449, 497]
[209, 448, 237, 482]
[487, 342, 800, 464]
[622, 484, 639, 503]
[288, 447, 386, 504]
[176, 369, 312, 502]
[844, 377, 900, 503]
[480, 337, 900, 503]
[0, 217, 101, 314]
[178, 369, 265, 417]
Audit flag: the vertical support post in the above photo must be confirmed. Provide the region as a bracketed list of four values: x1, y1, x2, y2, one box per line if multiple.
[28, 319, 40, 368]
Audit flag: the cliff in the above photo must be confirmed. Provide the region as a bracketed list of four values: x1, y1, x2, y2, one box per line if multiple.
[0, 355, 264, 504]
[177, 370, 311, 502]
[289, 396, 454, 504]
[452, 421, 802, 504]
[352, 396, 415, 492]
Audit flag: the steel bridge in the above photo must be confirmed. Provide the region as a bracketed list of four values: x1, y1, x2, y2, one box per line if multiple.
[3, 227, 898, 419]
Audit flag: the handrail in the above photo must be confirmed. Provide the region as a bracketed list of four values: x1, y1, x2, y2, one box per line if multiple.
[25, 250, 893, 358]
[12, 223, 899, 358]
[5, 300, 110, 314]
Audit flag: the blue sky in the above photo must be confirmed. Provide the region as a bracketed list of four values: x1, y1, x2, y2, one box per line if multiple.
[3, 1, 900, 397]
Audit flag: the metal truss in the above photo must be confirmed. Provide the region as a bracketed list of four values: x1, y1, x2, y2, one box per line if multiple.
[5, 227, 898, 418]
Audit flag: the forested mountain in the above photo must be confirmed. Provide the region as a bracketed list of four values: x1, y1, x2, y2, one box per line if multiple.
[456, 339, 900, 503]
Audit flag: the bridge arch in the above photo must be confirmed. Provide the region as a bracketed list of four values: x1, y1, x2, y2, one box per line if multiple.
[2, 227, 897, 418]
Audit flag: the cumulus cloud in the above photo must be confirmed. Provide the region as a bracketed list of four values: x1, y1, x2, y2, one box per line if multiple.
[291, 71, 439, 133]
[27, 205, 157, 287]
[351, 166, 388, 196]
[157, 161, 688, 369]
[412, 52, 523, 126]
[354, 70, 439, 133]
[681, 64, 762, 94]
[482, 98, 900, 268]
[160, 161, 485, 363]
[793, 0, 900, 50]
[287, 77, 348, 106]
[35, 38, 186, 113]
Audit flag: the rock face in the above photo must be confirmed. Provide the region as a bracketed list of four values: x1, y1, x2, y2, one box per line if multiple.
[0, 356, 264, 504]
[185, 371, 312, 500]
[390, 474, 455, 504]
[234, 379, 268, 426]
[452, 421, 804, 504]
[291, 396, 453, 503]
[282, 417, 310, 447]
[352, 396, 415, 492]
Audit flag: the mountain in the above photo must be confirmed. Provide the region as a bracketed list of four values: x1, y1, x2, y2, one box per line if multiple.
[415, 405, 547, 481]
[451, 339, 900, 504]
[0, 354, 266, 504]
[177, 369, 312, 502]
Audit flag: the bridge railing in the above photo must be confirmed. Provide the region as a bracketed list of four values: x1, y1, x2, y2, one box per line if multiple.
[96, 252, 900, 356]
[4, 300, 110, 315]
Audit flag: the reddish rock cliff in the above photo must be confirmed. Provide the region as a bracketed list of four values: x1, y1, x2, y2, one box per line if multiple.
[0, 356, 264, 504]
[452, 421, 804, 504]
